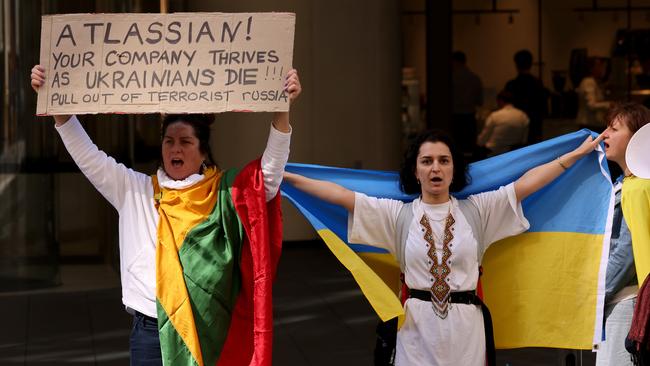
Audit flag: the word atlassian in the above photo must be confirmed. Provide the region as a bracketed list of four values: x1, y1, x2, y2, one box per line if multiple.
[56, 19, 254, 47]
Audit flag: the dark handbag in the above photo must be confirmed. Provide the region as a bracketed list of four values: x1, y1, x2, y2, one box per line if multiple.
[374, 318, 397, 366]
[626, 335, 650, 366]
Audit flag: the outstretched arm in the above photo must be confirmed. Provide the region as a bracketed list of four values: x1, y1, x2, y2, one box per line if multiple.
[30, 64, 146, 210]
[514, 133, 604, 201]
[261, 69, 301, 201]
[271, 69, 300, 133]
[283, 171, 356, 212]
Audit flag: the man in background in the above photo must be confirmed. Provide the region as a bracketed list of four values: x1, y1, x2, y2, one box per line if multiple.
[477, 90, 529, 157]
[452, 51, 483, 158]
[505, 49, 548, 144]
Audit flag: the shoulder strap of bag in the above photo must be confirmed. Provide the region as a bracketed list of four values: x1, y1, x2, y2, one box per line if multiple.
[395, 201, 413, 273]
[457, 199, 484, 263]
[151, 174, 161, 210]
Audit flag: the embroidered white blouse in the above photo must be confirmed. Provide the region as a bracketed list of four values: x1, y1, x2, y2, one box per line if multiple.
[348, 183, 529, 366]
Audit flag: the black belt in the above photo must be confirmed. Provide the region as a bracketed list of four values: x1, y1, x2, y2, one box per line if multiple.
[409, 289, 480, 304]
[408, 289, 496, 366]
[134, 311, 158, 327]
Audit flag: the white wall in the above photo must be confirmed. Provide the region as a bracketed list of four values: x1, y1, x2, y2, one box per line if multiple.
[188, 1, 403, 240]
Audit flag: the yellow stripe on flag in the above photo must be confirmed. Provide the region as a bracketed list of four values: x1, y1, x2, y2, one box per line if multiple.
[482, 232, 604, 349]
[357, 252, 402, 296]
[317, 229, 404, 323]
[622, 176, 650, 284]
[156, 168, 223, 366]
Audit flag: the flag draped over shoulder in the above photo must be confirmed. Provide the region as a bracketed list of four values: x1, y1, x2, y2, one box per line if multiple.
[281, 129, 613, 350]
[155, 159, 282, 366]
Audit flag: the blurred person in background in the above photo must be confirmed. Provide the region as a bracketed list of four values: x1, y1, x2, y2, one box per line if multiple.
[477, 90, 529, 157]
[452, 51, 483, 158]
[505, 49, 548, 144]
[576, 57, 611, 133]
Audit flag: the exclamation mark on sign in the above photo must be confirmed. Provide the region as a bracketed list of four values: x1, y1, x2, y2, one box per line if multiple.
[273, 66, 277, 80]
[245, 16, 252, 41]
[265, 66, 269, 80]
[279, 66, 284, 82]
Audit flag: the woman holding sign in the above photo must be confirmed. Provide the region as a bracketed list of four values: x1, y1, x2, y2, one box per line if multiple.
[31, 64, 301, 366]
[283, 129, 602, 366]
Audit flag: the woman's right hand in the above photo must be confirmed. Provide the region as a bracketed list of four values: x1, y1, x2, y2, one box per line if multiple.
[31, 65, 45, 93]
[31, 64, 72, 126]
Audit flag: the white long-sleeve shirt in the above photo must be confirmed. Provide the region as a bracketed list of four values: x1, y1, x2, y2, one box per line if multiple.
[56, 116, 291, 317]
[477, 104, 529, 156]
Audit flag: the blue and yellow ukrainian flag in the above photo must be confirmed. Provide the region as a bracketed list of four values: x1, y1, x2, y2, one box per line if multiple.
[281, 129, 613, 350]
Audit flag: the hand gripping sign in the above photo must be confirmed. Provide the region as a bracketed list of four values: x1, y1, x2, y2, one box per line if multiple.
[37, 12, 295, 115]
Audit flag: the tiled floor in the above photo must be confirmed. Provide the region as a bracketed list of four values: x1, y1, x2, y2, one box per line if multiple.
[0, 242, 596, 365]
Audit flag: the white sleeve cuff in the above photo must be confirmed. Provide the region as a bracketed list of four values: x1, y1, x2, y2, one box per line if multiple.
[54, 115, 81, 135]
[504, 182, 531, 232]
[261, 122, 292, 201]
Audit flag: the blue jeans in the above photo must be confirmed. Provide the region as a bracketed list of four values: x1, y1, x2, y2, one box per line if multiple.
[130, 312, 162, 366]
[596, 297, 636, 366]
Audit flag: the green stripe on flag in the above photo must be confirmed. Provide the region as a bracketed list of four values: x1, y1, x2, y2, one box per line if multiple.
[157, 303, 200, 366]
[178, 168, 244, 366]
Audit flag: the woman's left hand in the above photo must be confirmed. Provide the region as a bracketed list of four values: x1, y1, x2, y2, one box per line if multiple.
[573, 132, 605, 158]
[271, 70, 301, 133]
[515, 131, 605, 202]
[284, 69, 301, 104]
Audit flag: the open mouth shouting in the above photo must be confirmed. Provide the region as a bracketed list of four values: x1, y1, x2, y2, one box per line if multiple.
[171, 158, 184, 168]
[161, 121, 204, 180]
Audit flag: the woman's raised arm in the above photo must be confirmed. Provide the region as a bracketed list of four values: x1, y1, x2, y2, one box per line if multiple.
[514, 133, 604, 201]
[261, 69, 301, 201]
[271, 69, 300, 133]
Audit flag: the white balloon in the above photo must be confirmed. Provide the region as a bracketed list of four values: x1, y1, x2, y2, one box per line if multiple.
[626, 123, 650, 179]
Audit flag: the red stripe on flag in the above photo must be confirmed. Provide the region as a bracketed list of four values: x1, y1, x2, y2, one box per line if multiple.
[217, 158, 282, 366]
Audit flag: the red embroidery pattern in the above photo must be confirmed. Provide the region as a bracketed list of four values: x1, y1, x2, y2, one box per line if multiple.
[420, 212, 455, 318]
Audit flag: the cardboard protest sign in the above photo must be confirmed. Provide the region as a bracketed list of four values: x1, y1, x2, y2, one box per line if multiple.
[37, 12, 295, 115]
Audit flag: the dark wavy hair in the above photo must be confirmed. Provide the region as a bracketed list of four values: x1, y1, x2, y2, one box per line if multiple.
[399, 129, 469, 195]
[161, 114, 217, 168]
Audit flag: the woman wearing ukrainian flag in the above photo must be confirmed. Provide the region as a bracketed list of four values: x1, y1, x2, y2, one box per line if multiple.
[284, 129, 602, 366]
[31, 65, 301, 366]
